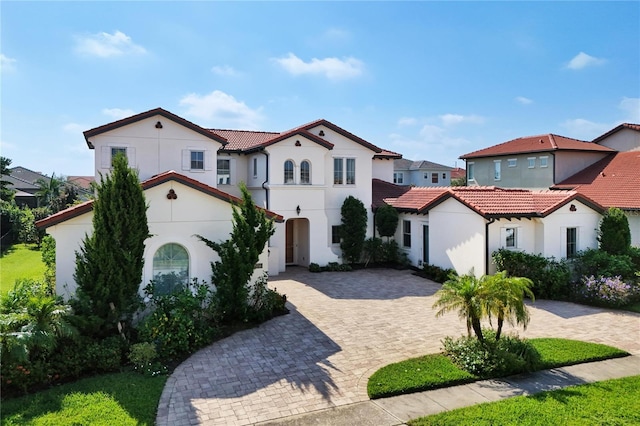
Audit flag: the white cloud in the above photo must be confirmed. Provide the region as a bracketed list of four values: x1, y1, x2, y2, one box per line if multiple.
[102, 108, 135, 120]
[74, 30, 146, 58]
[63, 123, 87, 134]
[322, 28, 350, 42]
[619, 97, 640, 122]
[179, 90, 263, 129]
[0, 54, 17, 72]
[515, 96, 533, 105]
[273, 53, 364, 80]
[397, 117, 418, 127]
[439, 114, 485, 126]
[561, 118, 610, 140]
[566, 52, 606, 70]
[211, 65, 238, 76]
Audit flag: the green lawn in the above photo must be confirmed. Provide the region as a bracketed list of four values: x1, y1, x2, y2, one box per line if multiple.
[0, 372, 167, 426]
[368, 338, 628, 399]
[409, 375, 640, 425]
[0, 244, 46, 294]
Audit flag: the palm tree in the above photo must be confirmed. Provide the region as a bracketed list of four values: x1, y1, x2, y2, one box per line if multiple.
[35, 172, 62, 208]
[433, 273, 486, 341]
[481, 271, 534, 340]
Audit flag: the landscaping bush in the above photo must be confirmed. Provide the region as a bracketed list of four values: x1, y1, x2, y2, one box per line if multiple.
[138, 279, 219, 362]
[492, 249, 570, 299]
[309, 262, 322, 272]
[248, 273, 288, 322]
[420, 263, 456, 283]
[363, 238, 405, 267]
[86, 336, 125, 373]
[572, 248, 637, 282]
[573, 275, 639, 308]
[442, 330, 541, 378]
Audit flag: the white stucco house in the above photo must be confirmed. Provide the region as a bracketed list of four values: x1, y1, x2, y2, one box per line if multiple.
[373, 182, 605, 276]
[37, 108, 401, 297]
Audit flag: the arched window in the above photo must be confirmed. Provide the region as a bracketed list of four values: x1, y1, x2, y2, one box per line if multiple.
[284, 160, 294, 184]
[300, 160, 310, 184]
[152, 243, 189, 295]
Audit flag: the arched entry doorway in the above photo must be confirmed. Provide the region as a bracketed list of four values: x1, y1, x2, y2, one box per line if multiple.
[285, 218, 310, 266]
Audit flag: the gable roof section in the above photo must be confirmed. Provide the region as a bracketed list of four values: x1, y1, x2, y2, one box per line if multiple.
[592, 123, 640, 144]
[6, 167, 50, 191]
[460, 134, 614, 159]
[394, 159, 452, 171]
[83, 108, 229, 148]
[552, 151, 640, 210]
[36, 170, 284, 229]
[371, 178, 411, 209]
[382, 186, 603, 218]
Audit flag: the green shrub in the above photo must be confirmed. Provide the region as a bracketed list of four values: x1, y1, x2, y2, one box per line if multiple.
[138, 279, 219, 362]
[493, 249, 570, 299]
[420, 264, 457, 283]
[442, 330, 541, 378]
[598, 207, 631, 255]
[309, 262, 321, 272]
[248, 273, 288, 322]
[86, 336, 124, 373]
[573, 248, 637, 282]
[340, 196, 367, 264]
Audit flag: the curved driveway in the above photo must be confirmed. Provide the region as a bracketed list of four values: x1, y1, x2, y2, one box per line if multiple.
[157, 268, 640, 425]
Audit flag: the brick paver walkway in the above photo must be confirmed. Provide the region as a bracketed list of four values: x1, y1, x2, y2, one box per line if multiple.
[156, 268, 640, 425]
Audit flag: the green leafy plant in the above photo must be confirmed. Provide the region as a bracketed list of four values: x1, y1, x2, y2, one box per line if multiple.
[339, 195, 367, 264]
[572, 248, 636, 282]
[420, 263, 457, 283]
[598, 207, 631, 255]
[375, 203, 399, 239]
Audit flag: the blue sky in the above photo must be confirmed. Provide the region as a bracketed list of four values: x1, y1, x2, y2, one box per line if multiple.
[2, 1, 639, 177]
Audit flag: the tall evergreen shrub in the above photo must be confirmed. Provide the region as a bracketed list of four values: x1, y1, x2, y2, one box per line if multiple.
[340, 196, 367, 264]
[598, 207, 631, 255]
[73, 153, 149, 338]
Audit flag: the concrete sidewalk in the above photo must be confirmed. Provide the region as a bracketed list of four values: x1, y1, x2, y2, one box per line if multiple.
[257, 355, 640, 426]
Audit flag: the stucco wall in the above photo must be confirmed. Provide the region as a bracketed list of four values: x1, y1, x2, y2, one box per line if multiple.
[597, 128, 640, 152]
[626, 212, 640, 247]
[372, 158, 394, 182]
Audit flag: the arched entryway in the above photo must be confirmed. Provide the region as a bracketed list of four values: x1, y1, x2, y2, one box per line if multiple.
[285, 218, 310, 266]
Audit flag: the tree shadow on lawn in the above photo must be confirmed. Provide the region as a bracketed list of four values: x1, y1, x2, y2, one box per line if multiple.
[273, 267, 441, 300]
[159, 302, 344, 424]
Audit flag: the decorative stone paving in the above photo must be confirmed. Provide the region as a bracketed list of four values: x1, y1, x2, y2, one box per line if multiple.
[157, 268, 640, 425]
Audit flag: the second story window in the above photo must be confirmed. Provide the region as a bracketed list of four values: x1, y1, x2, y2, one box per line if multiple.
[284, 160, 294, 184]
[190, 151, 204, 170]
[393, 172, 404, 184]
[540, 156, 548, 168]
[217, 159, 230, 185]
[346, 158, 356, 184]
[494, 160, 501, 181]
[253, 158, 258, 179]
[467, 162, 475, 181]
[111, 147, 127, 161]
[334, 157, 356, 185]
[528, 157, 536, 168]
[431, 173, 439, 184]
[508, 158, 517, 167]
[300, 160, 310, 184]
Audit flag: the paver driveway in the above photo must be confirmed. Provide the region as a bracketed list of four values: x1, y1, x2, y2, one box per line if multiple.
[157, 268, 640, 426]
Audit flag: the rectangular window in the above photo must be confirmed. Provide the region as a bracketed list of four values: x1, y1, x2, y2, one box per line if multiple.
[253, 158, 258, 178]
[431, 173, 439, 184]
[567, 227, 578, 258]
[111, 147, 127, 162]
[190, 151, 204, 170]
[508, 158, 517, 167]
[540, 156, 548, 168]
[494, 160, 501, 181]
[346, 158, 356, 184]
[333, 158, 343, 184]
[331, 226, 341, 244]
[528, 157, 536, 168]
[423, 172, 429, 180]
[468, 162, 475, 181]
[442, 173, 446, 179]
[217, 159, 230, 185]
[403, 220, 411, 248]
[505, 227, 517, 248]
[393, 172, 404, 184]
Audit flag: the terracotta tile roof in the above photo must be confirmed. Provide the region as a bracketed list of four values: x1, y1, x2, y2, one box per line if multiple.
[382, 186, 603, 217]
[460, 134, 614, 159]
[374, 149, 403, 159]
[451, 167, 466, 179]
[83, 108, 228, 148]
[36, 171, 284, 229]
[592, 123, 640, 144]
[210, 129, 281, 151]
[553, 152, 640, 210]
[67, 176, 95, 190]
[371, 178, 411, 209]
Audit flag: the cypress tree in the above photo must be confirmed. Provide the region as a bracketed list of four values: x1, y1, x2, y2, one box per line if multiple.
[340, 195, 368, 264]
[73, 153, 149, 338]
[375, 203, 399, 240]
[197, 183, 275, 322]
[598, 207, 631, 255]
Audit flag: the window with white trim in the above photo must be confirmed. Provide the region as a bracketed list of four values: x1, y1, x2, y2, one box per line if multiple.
[153, 243, 189, 295]
[190, 151, 204, 170]
[508, 158, 517, 167]
[540, 156, 548, 168]
[494, 160, 501, 180]
[217, 159, 230, 185]
[334, 157, 356, 185]
[253, 158, 258, 179]
[505, 227, 517, 249]
[566, 227, 578, 258]
[346, 158, 356, 184]
[403, 220, 411, 248]
[300, 160, 310, 184]
[331, 225, 341, 244]
[528, 157, 536, 168]
[334, 158, 343, 184]
[284, 160, 294, 184]
[393, 172, 404, 184]
[431, 173, 439, 184]
[468, 162, 475, 181]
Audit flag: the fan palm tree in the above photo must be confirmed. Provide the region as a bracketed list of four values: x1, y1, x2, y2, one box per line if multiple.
[433, 273, 487, 342]
[481, 271, 534, 340]
[35, 172, 62, 208]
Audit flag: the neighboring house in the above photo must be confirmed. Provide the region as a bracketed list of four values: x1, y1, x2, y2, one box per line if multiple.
[5, 166, 51, 208]
[450, 166, 466, 181]
[393, 159, 453, 186]
[374, 182, 604, 276]
[460, 134, 614, 189]
[592, 123, 640, 152]
[37, 108, 401, 297]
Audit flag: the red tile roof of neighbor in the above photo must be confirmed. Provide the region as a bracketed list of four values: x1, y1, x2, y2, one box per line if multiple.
[371, 178, 411, 208]
[377, 184, 603, 218]
[36, 171, 284, 229]
[592, 123, 640, 144]
[460, 134, 614, 159]
[553, 151, 640, 210]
